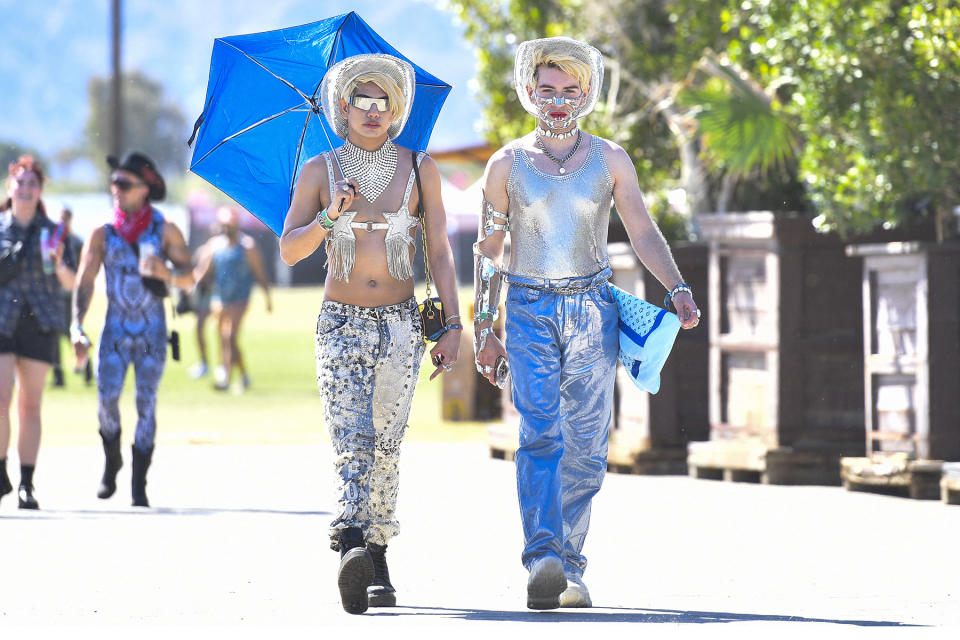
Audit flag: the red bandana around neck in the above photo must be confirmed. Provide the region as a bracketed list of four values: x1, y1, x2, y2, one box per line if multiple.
[113, 204, 152, 245]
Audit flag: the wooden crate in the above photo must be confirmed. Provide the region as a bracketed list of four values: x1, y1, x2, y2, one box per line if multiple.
[840, 455, 944, 500]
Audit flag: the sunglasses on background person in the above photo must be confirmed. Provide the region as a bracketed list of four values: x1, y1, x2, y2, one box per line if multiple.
[110, 176, 146, 191]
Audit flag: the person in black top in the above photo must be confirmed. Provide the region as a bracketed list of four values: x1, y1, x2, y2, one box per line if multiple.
[50, 205, 88, 387]
[0, 156, 77, 509]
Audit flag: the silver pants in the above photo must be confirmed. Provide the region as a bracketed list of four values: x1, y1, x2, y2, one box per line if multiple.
[315, 297, 424, 549]
[505, 269, 619, 578]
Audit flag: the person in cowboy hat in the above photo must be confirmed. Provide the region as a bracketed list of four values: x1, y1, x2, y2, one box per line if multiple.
[71, 151, 194, 508]
[280, 53, 461, 615]
[472, 37, 701, 610]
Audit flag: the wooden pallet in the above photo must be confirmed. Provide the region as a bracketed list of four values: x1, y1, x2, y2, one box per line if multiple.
[941, 463, 960, 505]
[841, 455, 944, 500]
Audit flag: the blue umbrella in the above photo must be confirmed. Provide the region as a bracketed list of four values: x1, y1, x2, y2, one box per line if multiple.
[188, 11, 452, 236]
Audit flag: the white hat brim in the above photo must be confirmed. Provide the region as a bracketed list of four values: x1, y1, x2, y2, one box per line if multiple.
[514, 37, 604, 122]
[320, 53, 416, 141]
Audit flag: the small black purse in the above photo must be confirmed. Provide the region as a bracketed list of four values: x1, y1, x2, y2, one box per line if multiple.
[411, 151, 446, 342]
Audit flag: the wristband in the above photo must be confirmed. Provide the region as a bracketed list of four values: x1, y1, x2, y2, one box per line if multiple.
[444, 322, 463, 331]
[316, 208, 335, 230]
[664, 282, 692, 309]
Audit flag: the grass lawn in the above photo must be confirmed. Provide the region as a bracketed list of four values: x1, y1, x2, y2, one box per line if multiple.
[30, 286, 490, 448]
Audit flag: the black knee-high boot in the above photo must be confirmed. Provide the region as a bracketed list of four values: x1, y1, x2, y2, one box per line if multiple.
[97, 432, 123, 499]
[131, 445, 153, 508]
[18, 464, 38, 510]
[336, 527, 374, 615]
[0, 458, 12, 503]
[367, 543, 397, 607]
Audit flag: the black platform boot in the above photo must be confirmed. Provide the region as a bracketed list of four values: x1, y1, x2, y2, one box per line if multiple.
[131, 445, 153, 508]
[367, 543, 397, 607]
[97, 433, 123, 499]
[18, 464, 39, 510]
[336, 527, 374, 615]
[0, 458, 13, 504]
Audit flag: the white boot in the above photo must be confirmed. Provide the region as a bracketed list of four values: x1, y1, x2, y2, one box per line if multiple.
[526, 556, 566, 610]
[559, 574, 592, 608]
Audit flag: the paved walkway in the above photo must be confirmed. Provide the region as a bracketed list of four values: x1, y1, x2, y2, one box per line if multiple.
[1, 442, 957, 637]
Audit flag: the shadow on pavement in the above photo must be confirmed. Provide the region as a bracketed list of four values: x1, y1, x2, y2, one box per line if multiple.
[369, 605, 923, 627]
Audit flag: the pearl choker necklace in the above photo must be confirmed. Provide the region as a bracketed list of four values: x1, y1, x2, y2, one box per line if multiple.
[536, 126, 579, 140]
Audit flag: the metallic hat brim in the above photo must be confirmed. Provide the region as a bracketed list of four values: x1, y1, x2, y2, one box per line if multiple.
[514, 37, 604, 122]
[320, 54, 416, 141]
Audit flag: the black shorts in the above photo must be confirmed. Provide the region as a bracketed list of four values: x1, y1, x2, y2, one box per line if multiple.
[0, 305, 58, 364]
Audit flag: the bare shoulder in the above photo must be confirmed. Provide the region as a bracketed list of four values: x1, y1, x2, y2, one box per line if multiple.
[86, 224, 107, 249]
[484, 143, 518, 185]
[594, 136, 631, 166]
[300, 153, 332, 182]
[162, 220, 187, 241]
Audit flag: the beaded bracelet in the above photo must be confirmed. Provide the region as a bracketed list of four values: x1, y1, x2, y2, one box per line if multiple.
[664, 282, 692, 309]
[445, 313, 461, 324]
[316, 207, 335, 230]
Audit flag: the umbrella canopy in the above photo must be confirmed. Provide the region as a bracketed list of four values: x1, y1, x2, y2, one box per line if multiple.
[188, 11, 452, 236]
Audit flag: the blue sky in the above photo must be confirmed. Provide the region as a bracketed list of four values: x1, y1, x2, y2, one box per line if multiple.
[0, 0, 484, 172]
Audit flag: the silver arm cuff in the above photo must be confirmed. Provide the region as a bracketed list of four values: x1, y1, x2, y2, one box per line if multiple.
[480, 196, 509, 239]
[473, 243, 504, 325]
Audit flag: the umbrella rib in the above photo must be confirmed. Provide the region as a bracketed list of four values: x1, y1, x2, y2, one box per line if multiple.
[191, 104, 307, 168]
[220, 39, 312, 103]
[289, 110, 313, 205]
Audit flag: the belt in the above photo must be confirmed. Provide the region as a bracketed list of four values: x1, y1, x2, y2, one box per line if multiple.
[320, 297, 417, 321]
[506, 269, 611, 295]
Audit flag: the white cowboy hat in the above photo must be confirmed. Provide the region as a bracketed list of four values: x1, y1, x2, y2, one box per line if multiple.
[514, 36, 604, 121]
[320, 53, 416, 140]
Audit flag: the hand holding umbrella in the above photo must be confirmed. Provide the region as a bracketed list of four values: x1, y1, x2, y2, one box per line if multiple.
[333, 178, 359, 214]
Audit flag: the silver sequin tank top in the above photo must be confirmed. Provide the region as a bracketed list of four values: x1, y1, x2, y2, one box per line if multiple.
[506, 135, 613, 279]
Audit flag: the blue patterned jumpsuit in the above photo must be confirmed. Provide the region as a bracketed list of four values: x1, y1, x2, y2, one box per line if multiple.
[96, 211, 167, 454]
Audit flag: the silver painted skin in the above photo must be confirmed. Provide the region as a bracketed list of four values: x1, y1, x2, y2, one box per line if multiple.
[505, 135, 612, 280]
[502, 135, 618, 582]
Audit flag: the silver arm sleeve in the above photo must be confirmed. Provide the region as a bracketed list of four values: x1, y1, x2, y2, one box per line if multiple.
[473, 243, 504, 325]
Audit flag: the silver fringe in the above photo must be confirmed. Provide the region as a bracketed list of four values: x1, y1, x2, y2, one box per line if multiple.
[325, 213, 357, 282]
[386, 235, 413, 281]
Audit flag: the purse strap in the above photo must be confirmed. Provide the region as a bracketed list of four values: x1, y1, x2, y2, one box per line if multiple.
[411, 151, 433, 299]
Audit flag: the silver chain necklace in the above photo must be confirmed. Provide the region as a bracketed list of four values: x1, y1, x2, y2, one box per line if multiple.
[337, 139, 398, 203]
[536, 129, 583, 174]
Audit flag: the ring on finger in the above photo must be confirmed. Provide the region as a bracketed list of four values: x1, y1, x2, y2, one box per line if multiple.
[482, 365, 493, 374]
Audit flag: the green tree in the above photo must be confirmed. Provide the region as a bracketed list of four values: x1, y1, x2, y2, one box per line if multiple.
[722, 0, 960, 239]
[82, 70, 188, 181]
[439, 0, 803, 222]
[0, 141, 45, 174]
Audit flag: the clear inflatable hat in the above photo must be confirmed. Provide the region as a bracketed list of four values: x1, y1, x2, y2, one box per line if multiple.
[320, 53, 416, 141]
[607, 283, 681, 394]
[514, 36, 604, 120]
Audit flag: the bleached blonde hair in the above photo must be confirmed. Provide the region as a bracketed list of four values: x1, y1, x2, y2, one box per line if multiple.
[343, 72, 406, 121]
[530, 52, 592, 92]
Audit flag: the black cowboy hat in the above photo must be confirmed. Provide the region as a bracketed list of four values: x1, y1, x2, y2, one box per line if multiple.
[107, 151, 166, 201]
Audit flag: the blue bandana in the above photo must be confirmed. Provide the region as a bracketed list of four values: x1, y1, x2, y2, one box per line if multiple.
[608, 283, 681, 393]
